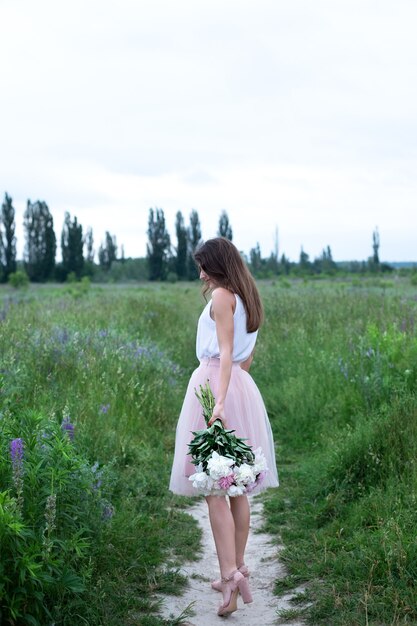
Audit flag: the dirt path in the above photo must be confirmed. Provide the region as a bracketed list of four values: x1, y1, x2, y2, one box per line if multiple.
[159, 498, 306, 625]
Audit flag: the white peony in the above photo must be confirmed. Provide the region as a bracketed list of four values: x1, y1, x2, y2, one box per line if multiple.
[234, 463, 256, 486]
[253, 447, 268, 473]
[207, 451, 234, 481]
[189, 471, 214, 495]
[227, 484, 246, 497]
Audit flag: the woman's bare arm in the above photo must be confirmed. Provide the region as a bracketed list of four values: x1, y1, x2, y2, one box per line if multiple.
[207, 287, 235, 427]
[239, 348, 254, 372]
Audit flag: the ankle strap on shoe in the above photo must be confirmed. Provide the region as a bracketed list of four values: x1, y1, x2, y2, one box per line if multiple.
[221, 569, 238, 583]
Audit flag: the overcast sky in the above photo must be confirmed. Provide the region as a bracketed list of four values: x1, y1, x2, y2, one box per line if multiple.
[1, 0, 416, 262]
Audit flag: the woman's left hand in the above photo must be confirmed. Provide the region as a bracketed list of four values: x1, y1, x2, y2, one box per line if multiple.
[208, 402, 227, 427]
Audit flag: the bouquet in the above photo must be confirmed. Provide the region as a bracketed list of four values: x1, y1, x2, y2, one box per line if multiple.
[188, 381, 268, 496]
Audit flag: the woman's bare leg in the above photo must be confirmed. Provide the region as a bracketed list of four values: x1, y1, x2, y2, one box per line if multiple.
[229, 495, 250, 567]
[206, 495, 237, 577]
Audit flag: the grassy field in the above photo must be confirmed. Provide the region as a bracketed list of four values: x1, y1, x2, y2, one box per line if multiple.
[1, 276, 417, 625]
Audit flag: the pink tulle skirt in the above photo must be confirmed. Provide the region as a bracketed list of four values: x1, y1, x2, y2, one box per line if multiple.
[169, 358, 279, 496]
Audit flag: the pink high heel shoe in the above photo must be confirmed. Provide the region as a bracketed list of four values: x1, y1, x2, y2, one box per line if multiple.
[217, 570, 243, 617]
[211, 564, 250, 594]
[216, 568, 253, 616]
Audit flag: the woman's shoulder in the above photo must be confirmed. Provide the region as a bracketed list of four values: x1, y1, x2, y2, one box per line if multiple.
[211, 288, 236, 313]
[211, 287, 235, 302]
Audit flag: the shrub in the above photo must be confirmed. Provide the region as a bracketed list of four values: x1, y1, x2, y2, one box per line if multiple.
[167, 271, 178, 283]
[66, 271, 77, 283]
[65, 275, 91, 298]
[8, 270, 29, 289]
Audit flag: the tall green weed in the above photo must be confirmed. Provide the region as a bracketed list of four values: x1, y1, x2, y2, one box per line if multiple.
[0, 408, 109, 625]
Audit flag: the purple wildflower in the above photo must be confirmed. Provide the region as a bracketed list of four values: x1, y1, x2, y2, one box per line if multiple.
[91, 462, 103, 490]
[100, 404, 110, 414]
[10, 438, 24, 466]
[102, 503, 115, 521]
[338, 357, 349, 380]
[218, 474, 235, 490]
[57, 328, 69, 344]
[61, 415, 75, 441]
[45, 494, 57, 528]
[37, 430, 51, 452]
[43, 494, 57, 556]
[10, 438, 24, 511]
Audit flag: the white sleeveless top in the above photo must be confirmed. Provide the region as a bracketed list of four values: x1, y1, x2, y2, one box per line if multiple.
[196, 293, 258, 363]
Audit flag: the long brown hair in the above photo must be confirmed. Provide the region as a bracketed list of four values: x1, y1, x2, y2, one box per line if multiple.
[194, 237, 264, 332]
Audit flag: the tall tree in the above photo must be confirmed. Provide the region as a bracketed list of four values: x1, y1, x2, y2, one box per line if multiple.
[313, 245, 336, 274]
[372, 227, 380, 269]
[85, 226, 94, 263]
[23, 200, 56, 282]
[61, 212, 84, 278]
[299, 247, 311, 272]
[280, 253, 291, 275]
[217, 210, 233, 241]
[98, 231, 117, 271]
[146, 208, 171, 281]
[0, 193, 17, 282]
[175, 211, 188, 279]
[187, 209, 202, 280]
[266, 252, 279, 275]
[249, 242, 263, 274]
[323, 245, 336, 273]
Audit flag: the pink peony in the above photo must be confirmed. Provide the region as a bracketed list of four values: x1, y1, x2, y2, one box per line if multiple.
[218, 474, 235, 490]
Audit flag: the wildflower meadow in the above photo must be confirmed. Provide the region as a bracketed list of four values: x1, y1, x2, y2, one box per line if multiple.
[1, 276, 417, 625]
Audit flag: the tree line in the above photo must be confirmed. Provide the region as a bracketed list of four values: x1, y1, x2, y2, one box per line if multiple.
[146, 208, 233, 281]
[0, 191, 392, 285]
[0, 193, 236, 284]
[146, 207, 390, 281]
[0, 193, 119, 283]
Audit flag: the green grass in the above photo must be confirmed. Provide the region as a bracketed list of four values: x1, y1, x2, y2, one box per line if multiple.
[1, 276, 417, 624]
[256, 279, 417, 625]
[0, 282, 202, 625]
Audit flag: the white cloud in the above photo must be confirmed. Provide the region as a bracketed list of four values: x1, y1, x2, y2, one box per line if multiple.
[1, 0, 416, 262]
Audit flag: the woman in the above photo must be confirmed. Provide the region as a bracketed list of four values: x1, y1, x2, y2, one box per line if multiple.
[169, 237, 279, 617]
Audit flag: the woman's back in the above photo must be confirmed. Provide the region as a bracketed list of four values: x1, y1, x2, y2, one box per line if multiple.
[196, 293, 257, 363]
